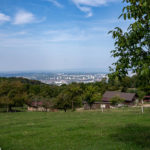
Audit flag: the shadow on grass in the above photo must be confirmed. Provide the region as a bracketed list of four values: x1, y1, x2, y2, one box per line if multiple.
[0, 107, 27, 113]
[111, 124, 150, 149]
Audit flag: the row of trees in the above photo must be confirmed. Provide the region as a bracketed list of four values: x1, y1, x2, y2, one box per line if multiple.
[0, 77, 105, 112]
[0, 74, 149, 112]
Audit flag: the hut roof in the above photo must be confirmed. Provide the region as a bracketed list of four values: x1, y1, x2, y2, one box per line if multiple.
[83, 101, 101, 104]
[30, 101, 43, 107]
[102, 91, 136, 102]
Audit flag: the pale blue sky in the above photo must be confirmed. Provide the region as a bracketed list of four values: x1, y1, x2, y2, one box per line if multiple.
[0, 0, 129, 72]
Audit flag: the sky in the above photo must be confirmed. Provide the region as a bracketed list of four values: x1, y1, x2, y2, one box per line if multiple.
[0, 0, 129, 72]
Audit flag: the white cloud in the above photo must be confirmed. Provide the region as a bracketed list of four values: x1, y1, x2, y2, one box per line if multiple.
[47, 0, 63, 8]
[77, 5, 92, 17]
[72, 0, 112, 6]
[71, 0, 118, 17]
[13, 10, 35, 25]
[0, 13, 10, 23]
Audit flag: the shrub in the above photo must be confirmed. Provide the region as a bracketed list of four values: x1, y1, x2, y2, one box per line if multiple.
[110, 96, 124, 106]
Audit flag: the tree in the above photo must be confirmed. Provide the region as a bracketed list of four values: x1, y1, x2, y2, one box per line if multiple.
[83, 86, 101, 109]
[91, 93, 102, 102]
[0, 80, 27, 112]
[0, 81, 13, 112]
[137, 90, 146, 101]
[66, 83, 82, 111]
[55, 83, 82, 112]
[110, 96, 124, 106]
[108, 76, 121, 91]
[109, 0, 150, 88]
[55, 91, 72, 112]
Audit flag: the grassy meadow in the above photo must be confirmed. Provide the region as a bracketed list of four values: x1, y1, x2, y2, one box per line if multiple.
[0, 108, 150, 150]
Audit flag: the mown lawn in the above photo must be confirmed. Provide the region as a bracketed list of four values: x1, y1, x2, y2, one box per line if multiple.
[0, 108, 150, 150]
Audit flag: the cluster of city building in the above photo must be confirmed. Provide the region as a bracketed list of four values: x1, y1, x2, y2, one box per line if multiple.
[39, 73, 108, 85]
[0, 72, 108, 86]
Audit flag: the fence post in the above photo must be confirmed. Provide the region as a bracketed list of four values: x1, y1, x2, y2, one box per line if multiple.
[141, 100, 144, 114]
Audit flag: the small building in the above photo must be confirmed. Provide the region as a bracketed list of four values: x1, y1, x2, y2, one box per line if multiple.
[143, 96, 150, 102]
[27, 101, 57, 112]
[102, 91, 136, 106]
[83, 101, 101, 110]
[83, 101, 110, 110]
[83, 91, 136, 110]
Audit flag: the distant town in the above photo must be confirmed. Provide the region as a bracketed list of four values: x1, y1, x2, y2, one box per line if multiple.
[0, 72, 108, 86]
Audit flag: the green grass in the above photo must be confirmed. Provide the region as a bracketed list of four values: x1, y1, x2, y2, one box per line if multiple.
[0, 108, 150, 150]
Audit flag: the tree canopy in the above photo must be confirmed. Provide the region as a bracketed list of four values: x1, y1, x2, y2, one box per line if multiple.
[0, 74, 148, 112]
[109, 0, 150, 89]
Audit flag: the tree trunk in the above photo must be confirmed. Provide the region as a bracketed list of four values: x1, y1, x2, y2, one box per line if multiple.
[72, 101, 73, 111]
[9, 105, 12, 112]
[7, 105, 12, 112]
[7, 105, 9, 112]
[72, 101, 75, 111]
[90, 104, 92, 110]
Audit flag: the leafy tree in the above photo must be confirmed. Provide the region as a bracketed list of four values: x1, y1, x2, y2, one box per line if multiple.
[94, 80, 108, 94]
[109, 0, 150, 88]
[66, 83, 83, 111]
[55, 90, 72, 112]
[55, 84, 82, 112]
[108, 76, 121, 91]
[83, 86, 101, 109]
[29, 85, 41, 95]
[0, 80, 27, 112]
[91, 93, 102, 102]
[110, 96, 125, 106]
[0, 81, 12, 111]
[137, 90, 146, 102]
[40, 85, 59, 98]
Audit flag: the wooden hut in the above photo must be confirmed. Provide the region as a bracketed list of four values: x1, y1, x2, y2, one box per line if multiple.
[102, 91, 136, 106]
[143, 96, 150, 102]
[83, 101, 101, 110]
[27, 101, 57, 112]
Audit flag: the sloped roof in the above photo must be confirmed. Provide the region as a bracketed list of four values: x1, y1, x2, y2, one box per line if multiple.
[102, 91, 136, 102]
[30, 101, 43, 107]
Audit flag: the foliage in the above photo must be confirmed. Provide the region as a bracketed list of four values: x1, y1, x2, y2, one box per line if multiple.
[55, 83, 83, 112]
[83, 85, 101, 109]
[55, 90, 72, 112]
[137, 90, 146, 101]
[0, 74, 147, 112]
[0, 80, 27, 111]
[109, 0, 150, 89]
[110, 96, 125, 106]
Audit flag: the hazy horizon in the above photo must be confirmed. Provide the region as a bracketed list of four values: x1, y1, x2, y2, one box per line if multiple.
[0, 68, 109, 73]
[0, 0, 130, 72]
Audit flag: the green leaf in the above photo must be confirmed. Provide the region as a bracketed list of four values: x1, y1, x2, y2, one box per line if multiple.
[124, 13, 126, 20]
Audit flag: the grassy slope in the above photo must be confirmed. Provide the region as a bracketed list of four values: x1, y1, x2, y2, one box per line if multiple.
[0, 108, 150, 150]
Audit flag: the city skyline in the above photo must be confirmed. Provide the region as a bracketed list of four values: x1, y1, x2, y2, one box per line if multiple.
[0, 71, 108, 86]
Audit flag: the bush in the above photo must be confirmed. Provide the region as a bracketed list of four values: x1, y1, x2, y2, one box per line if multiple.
[110, 96, 124, 106]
